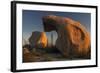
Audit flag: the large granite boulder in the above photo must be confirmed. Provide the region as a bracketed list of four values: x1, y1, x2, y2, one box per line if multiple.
[43, 15, 90, 58]
[29, 31, 47, 48]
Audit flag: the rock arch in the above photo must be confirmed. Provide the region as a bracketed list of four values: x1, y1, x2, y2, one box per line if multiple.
[42, 15, 90, 58]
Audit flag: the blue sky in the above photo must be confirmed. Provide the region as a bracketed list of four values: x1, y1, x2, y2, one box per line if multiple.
[22, 10, 91, 45]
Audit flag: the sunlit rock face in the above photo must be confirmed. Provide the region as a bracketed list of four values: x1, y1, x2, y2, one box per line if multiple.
[29, 31, 47, 48]
[43, 15, 90, 58]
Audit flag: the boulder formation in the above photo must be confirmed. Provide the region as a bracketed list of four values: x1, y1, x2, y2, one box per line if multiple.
[29, 31, 47, 48]
[42, 15, 90, 58]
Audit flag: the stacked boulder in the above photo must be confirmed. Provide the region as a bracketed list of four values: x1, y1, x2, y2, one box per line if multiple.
[29, 31, 47, 49]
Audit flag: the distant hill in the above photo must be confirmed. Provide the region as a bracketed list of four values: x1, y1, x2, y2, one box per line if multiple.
[22, 38, 29, 46]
